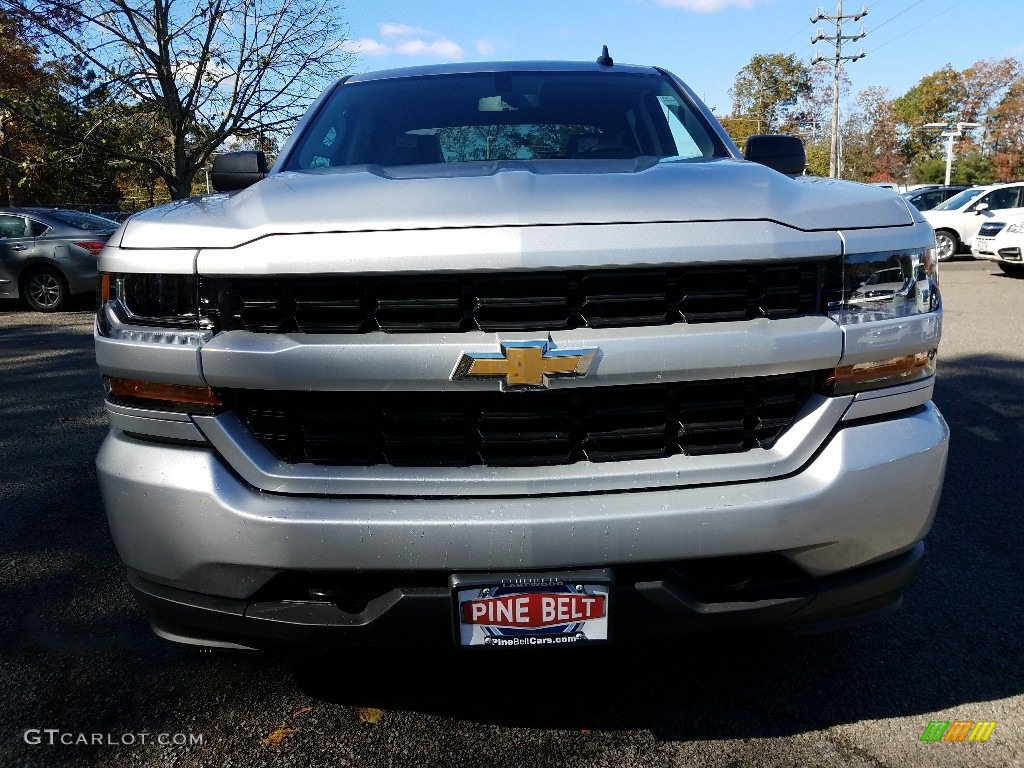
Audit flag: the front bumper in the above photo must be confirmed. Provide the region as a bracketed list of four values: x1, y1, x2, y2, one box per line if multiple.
[131, 542, 925, 650]
[973, 243, 1023, 265]
[97, 403, 948, 647]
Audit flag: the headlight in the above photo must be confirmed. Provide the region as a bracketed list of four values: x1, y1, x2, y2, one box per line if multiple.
[1006, 222, 1024, 234]
[828, 246, 938, 324]
[97, 273, 212, 345]
[822, 246, 939, 394]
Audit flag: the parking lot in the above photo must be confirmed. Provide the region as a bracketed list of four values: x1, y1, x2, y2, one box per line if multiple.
[0, 259, 1021, 768]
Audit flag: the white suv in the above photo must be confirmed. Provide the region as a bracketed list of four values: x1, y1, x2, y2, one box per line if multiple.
[972, 210, 1024, 277]
[923, 182, 1024, 261]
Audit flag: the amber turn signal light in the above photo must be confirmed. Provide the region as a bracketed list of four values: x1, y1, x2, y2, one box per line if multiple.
[105, 376, 223, 406]
[824, 351, 935, 395]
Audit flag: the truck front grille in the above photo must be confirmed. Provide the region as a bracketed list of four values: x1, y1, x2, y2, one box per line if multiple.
[225, 372, 819, 468]
[202, 260, 835, 334]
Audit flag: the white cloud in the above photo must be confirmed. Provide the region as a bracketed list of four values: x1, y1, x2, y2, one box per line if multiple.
[344, 21, 466, 61]
[379, 22, 432, 39]
[656, 0, 757, 11]
[475, 38, 509, 57]
[393, 38, 465, 59]
[341, 37, 391, 56]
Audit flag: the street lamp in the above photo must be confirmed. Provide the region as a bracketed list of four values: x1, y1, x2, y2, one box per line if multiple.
[923, 121, 983, 186]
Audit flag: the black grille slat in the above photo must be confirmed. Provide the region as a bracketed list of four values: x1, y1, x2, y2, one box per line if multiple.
[375, 278, 464, 331]
[204, 260, 833, 334]
[227, 372, 819, 468]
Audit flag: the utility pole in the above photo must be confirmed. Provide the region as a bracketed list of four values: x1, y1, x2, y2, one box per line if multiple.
[811, 1, 867, 178]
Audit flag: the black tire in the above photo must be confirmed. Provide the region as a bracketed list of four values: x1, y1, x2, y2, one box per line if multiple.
[22, 265, 69, 312]
[934, 230, 960, 262]
[997, 262, 1024, 278]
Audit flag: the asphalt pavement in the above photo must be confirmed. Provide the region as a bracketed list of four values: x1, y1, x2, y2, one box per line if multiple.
[0, 260, 1021, 767]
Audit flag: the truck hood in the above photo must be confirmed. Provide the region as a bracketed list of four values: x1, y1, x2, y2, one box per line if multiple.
[119, 158, 915, 250]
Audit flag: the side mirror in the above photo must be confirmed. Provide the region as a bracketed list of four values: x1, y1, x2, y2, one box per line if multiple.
[211, 151, 267, 192]
[744, 134, 806, 175]
[973, 202, 989, 215]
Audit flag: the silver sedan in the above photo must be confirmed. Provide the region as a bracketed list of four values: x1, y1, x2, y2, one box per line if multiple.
[0, 207, 120, 311]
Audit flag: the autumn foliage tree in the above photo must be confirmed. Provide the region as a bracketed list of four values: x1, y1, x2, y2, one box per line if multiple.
[0, 8, 119, 205]
[0, 9, 58, 204]
[0, 0, 353, 200]
[843, 87, 904, 183]
[886, 58, 1021, 184]
[987, 75, 1024, 181]
[721, 53, 1023, 184]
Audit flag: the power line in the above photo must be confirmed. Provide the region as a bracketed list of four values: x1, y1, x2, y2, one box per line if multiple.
[869, 0, 928, 34]
[871, 0, 973, 54]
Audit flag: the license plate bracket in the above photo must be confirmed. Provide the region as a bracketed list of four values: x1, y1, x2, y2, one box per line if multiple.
[451, 569, 612, 648]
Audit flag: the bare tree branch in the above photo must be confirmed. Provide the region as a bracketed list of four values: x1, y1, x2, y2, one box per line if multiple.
[0, 0, 352, 198]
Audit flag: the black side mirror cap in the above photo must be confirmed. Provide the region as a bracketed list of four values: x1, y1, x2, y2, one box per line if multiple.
[211, 151, 268, 192]
[744, 134, 806, 176]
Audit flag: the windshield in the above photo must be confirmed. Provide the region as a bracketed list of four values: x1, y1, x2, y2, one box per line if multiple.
[283, 70, 725, 170]
[933, 188, 984, 211]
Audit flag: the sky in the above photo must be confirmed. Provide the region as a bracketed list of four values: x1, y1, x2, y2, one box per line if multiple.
[338, 0, 1024, 117]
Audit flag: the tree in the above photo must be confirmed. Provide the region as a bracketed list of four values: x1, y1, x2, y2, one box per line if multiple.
[843, 86, 905, 183]
[952, 152, 996, 185]
[891, 65, 966, 162]
[0, 0, 353, 200]
[728, 53, 812, 137]
[0, 9, 118, 205]
[889, 59, 1022, 184]
[0, 8, 50, 204]
[782, 62, 847, 140]
[908, 157, 947, 185]
[988, 76, 1024, 181]
[784, 62, 847, 178]
[803, 139, 830, 177]
[959, 58, 1022, 125]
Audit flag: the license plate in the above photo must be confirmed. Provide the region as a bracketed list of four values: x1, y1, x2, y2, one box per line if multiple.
[452, 570, 611, 648]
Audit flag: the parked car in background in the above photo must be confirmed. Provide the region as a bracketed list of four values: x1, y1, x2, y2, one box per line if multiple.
[93, 210, 135, 223]
[848, 266, 908, 304]
[923, 182, 1024, 261]
[0, 208, 119, 311]
[869, 182, 901, 193]
[971, 210, 1024, 277]
[902, 185, 971, 212]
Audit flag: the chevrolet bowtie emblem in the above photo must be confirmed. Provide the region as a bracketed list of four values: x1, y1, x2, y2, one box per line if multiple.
[452, 341, 598, 390]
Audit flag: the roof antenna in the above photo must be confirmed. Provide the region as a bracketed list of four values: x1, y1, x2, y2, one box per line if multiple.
[596, 45, 614, 67]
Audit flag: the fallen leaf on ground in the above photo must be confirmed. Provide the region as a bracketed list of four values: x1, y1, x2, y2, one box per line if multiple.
[358, 707, 384, 724]
[262, 727, 296, 747]
[292, 706, 314, 717]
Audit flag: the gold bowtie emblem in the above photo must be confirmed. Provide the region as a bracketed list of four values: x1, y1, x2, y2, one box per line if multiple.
[452, 341, 598, 390]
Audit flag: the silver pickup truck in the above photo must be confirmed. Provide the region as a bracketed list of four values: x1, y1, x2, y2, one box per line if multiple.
[94, 57, 948, 651]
